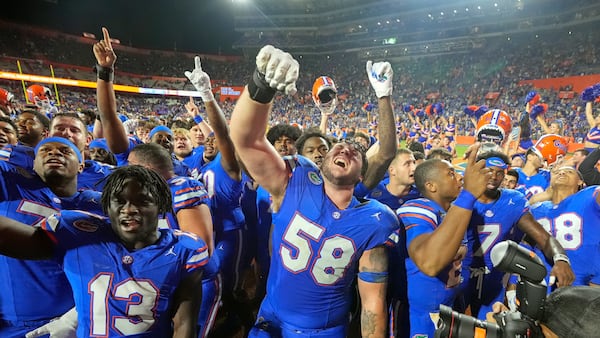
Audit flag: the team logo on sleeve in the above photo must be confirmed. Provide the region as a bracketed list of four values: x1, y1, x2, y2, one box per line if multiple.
[73, 219, 100, 232]
[308, 171, 323, 185]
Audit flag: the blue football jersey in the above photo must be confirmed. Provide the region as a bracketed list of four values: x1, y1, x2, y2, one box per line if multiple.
[77, 160, 114, 191]
[0, 161, 103, 323]
[199, 152, 244, 233]
[463, 189, 529, 319]
[397, 198, 466, 337]
[263, 156, 399, 330]
[364, 182, 421, 212]
[530, 186, 600, 286]
[514, 167, 550, 196]
[158, 175, 211, 230]
[41, 210, 209, 337]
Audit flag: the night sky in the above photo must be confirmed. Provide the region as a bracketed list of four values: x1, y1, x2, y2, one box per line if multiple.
[1, 0, 241, 55]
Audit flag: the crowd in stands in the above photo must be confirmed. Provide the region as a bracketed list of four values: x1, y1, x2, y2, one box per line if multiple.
[0, 18, 600, 338]
[0, 22, 599, 144]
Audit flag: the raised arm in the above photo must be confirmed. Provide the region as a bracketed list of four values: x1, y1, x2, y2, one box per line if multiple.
[361, 61, 397, 190]
[184, 97, 214, 140]
[585, 101, 596, 128]
[185, 57, 240, 180]
[93, 27, 129, 154]
[408, 143, 490, 276]
[229, 45, 299, 202]
[0, 216, 54, 260]
[357, 246, 388, 338]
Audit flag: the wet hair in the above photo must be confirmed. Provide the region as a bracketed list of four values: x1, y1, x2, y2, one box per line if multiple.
[426, 148, 453, 162]
[101, 165, 173, 216]
[170, 119, 192, 130]
[506, 169, 519, 180]
[295, 129, 332, 155]
[130, 143, 174, 173]
[390, 148, 414, 165]
[266, 124, 302, 145]
[414, 159, 444, 193]
[353, 132, 371, 147]
[19, 109, 50, 129]
[413, 151, 425, 161]
[79, 109, 96, 123]
[408, 141, 425, 153]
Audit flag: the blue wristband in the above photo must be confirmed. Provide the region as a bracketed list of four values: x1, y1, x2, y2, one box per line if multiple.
[452, 189, 476, 210]
[193, 115, 203, 124]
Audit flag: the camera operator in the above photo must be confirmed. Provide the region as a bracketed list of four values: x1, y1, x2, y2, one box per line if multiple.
[487, 286, 600, 338]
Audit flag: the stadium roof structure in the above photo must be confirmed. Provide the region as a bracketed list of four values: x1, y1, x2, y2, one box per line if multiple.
[232, 0, 600, 60]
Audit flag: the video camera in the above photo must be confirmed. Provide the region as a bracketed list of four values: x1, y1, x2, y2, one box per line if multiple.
[434, 241, 547, 338]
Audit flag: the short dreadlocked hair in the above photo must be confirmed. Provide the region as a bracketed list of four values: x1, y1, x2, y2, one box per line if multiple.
[101, 165, 173, 216]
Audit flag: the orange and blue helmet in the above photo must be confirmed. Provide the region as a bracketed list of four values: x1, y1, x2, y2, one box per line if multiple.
[476, 109, 512, 144]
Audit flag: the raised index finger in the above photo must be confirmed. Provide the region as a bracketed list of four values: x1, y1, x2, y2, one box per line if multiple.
[102, 27, 112, 49]
[194, 56, 202, 70]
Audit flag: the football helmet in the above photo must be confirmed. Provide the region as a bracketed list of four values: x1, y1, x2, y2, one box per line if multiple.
[26, 84, 51, 106]
[476, 109, 512, 144]
[312, 76, 337, 115]
[532, 134, 567, 165]
[0, 88, 15, 114]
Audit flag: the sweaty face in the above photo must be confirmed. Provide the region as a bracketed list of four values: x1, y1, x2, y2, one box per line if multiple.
[173, 135, 193, 158]
[189, 125, 205, 147]
[50, 116, 88, 152]
[301, 136, 329, 168]
[89, 147, 112, 164]
[274, 135, 297, 156]
[389, 153, 416, 186]
[321, 142, 363, 186]
[0, 121, 17, 147]
[136, 127, 150, 143]
[108, 178, 160, 250]
[16, 112, 46, 145]
[550, 167, 582, 189]
[151, 131, 173, 153]
[203, 136, 219, 160]
[502, 175, 518, 189]
[33, 142, 82, 181]
[485, 166, 506, 191]
[435, 161, 463, 201]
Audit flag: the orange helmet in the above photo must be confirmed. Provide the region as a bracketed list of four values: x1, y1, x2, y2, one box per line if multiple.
[26, 84, 51, 106]
[0, 88, 14, 106]
[476, 109, 512, 144]
[532, 134, 567, 165]
[312, 76, 337, 107]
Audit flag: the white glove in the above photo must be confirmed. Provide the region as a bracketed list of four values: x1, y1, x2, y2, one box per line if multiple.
[184, 56, 215, 102]
[366, 60, 393, 98]
[255, 45, 299, 95]
[505, 289, 517, 312]
[25, 307, 78, 338]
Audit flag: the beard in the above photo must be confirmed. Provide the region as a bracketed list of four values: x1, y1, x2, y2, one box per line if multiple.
[321, 161, 360, 187]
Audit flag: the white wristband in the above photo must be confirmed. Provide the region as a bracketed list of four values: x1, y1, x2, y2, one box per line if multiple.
[553, 253, 570, 265]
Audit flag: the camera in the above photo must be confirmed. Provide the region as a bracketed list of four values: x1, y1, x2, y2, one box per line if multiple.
[434, 241, 547, 338]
